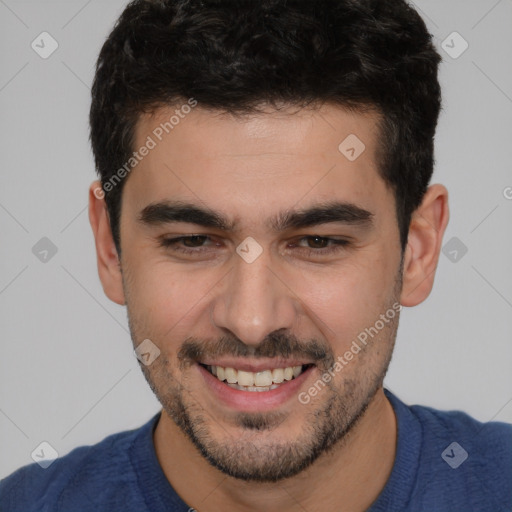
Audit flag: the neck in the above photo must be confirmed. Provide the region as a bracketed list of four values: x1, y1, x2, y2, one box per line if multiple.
[154, 388, 397, 512]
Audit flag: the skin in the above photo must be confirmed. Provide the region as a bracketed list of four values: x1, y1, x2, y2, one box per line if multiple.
[89, 103, 449, 511]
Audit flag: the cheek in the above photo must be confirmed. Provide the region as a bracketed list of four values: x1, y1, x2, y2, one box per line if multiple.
[292, 248, 399, 345]
[125, 259, 219, 336]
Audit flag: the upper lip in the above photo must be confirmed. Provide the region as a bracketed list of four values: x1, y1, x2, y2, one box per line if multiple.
[198, 358, 313, 373]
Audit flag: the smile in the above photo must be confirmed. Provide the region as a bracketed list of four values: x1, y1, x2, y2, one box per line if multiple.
[203, 364, 312, 392]
[196, 360, 316, 411]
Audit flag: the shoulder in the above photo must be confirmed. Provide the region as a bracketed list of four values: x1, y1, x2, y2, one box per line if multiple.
[410, 400, 512, 463]
[392, 392, 512, 511]
[0, 415, 158, 512]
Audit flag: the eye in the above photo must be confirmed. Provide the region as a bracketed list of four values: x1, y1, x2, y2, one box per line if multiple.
[159, 235, 218, 255]
[175, 235, 208, 247]
[290, 236, 350, 255]
[159, 234, 351, 259]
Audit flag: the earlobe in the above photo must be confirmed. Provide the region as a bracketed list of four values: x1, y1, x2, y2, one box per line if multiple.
[88, 181, 126, 305]
[400, 184, 449, 307]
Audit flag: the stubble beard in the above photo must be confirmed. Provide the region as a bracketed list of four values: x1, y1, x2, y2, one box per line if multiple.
[131, 317, 398, 482]
[124, 267, 402, 482]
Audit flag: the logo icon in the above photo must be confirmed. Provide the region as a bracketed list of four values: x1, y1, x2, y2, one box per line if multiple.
[236, 237, 263, 264]
[31, 32, 59, 59]
[338, 134, 366, 162]
[442, 237, 468, 263]
[32, 237, 58, 263]
[134, 339, 161, 366]
[31, 441, 59, 469]
[441, 32, 469, 59]
[441, 442, 468, 469]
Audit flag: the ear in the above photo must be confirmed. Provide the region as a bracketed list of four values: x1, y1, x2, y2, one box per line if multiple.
[88, 181, 126, 305]
[400, 184, 449, 307]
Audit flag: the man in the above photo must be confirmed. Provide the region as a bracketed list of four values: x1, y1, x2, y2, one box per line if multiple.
[1, 0, 510, 511]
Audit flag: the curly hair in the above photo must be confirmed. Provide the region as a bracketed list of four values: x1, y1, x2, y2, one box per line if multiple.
[90, 0, 442, 254]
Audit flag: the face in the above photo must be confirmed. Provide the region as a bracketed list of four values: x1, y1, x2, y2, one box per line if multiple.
[118, 103, 404, 482]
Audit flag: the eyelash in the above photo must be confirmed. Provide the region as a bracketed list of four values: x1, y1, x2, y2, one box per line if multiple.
[159, 235, 350, 257]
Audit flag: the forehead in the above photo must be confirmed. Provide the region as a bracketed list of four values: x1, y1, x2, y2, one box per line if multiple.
[136, 102, 381, 160]
[123, 103, 392, 230]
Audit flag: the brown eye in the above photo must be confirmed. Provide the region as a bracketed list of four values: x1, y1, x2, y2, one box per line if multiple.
[305, 236, 330, 249]
[159, 235, 217, 255]
[290, 236, 350, 257]
[181, 235, 208, 247]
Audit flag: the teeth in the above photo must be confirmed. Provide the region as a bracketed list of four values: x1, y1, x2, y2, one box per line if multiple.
[272, 368, 284, 383]
[254, 370, 273, 387]
[237, 370, 254, 387]
[227, 383, 280, 392]
[292, 365, 302, 378]
[207, 364, 306, 390]
[225, 367, 237, 384]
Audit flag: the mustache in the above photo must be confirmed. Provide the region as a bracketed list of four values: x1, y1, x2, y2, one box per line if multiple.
[178, 330, 335, 370]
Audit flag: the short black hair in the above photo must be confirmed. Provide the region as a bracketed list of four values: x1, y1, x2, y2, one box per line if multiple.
[90, 0, 442, 255]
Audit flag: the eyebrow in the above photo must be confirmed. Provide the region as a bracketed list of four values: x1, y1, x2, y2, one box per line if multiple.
[137, 200, 374, 232]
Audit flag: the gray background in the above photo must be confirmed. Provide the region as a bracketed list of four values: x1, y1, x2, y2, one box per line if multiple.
[1, 0, 511, 479]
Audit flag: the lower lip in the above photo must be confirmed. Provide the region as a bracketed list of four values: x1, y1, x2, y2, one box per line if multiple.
[198, 364, 315, 412]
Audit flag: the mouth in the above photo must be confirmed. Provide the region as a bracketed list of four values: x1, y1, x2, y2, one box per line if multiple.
[197, 361, 316, 411]
[200, 363, 314, 392]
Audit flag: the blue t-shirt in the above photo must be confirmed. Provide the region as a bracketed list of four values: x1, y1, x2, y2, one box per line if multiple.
[1, 389, 511, 511]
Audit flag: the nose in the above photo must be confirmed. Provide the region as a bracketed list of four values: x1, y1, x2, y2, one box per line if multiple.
[210, 247, 298, 347]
